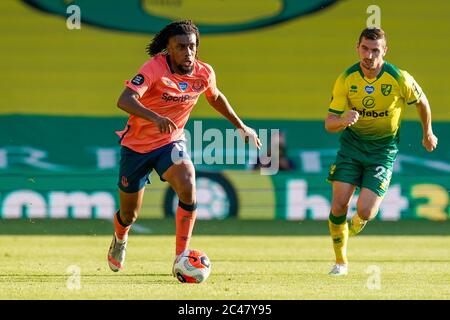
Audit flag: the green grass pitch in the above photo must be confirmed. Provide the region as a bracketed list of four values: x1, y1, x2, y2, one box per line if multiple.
[0, 219, 449, 300]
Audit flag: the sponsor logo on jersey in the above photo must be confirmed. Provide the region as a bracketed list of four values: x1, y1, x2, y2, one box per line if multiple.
[178, 82, 188, 92]
[162, 93, 198, 103]
[131, 74, 145, 86]
[163, 78, 176, 88]
[364, 85, 375, 94]
[381, 84, 392, 96]
[192, 79, 205, 92]
[350, 85, 358, 93]
[352, 107, 389, 118]
[362, 96, 375, 108]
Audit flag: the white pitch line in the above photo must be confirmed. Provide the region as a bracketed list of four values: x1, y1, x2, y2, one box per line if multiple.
[132, 223, 153, 234]
[108, 219, 152, 234]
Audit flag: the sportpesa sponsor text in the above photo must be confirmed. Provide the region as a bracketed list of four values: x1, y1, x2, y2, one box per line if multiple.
[162, 93, 199, 103]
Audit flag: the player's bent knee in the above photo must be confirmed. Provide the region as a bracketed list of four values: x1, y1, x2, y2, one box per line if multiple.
[331, 203, 349, 216]
[357, 207, 376, 221]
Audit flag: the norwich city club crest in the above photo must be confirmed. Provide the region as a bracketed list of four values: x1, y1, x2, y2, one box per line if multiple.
[381, 84, 392, 96]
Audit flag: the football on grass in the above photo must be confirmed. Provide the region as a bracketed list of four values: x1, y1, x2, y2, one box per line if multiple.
[174, 249, 211, 283]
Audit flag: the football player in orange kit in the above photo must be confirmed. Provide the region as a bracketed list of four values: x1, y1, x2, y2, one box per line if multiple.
[107, 20, 261, 275]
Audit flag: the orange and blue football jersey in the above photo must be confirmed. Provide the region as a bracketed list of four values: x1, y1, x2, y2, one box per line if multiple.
[116, 53, 218, 153]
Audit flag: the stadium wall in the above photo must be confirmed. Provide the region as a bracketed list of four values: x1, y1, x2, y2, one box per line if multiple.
[1, 115, 448, 221]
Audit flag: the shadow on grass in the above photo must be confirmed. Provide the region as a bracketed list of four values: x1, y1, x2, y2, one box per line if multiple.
[0, 218, 449, 236]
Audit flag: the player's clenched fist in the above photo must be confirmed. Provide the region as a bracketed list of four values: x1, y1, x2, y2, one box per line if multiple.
[422, 133, 438, 152]
[342, 110, 359, 127]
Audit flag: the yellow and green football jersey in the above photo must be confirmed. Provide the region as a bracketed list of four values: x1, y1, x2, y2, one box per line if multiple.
[329, 61, 423, 140]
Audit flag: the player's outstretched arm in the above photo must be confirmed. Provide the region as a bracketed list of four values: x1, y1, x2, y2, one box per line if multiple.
[416, 94, 438, 152]
[206, 91, 261, 149]
[325, 110, 359, 133]
[117, 87, 178, 134]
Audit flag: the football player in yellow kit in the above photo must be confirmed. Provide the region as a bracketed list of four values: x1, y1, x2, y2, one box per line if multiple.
[325, 28, 438, 276]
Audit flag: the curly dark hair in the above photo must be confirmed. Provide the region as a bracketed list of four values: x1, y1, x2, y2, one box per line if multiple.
[146, 20, 200, 57]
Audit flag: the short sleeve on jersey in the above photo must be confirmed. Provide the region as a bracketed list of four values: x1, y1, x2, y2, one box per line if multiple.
[329, 73, 348, 114]
[400, 71, 423, 105]
[125, 69, 153, 98]
[204, 66, 219, 98]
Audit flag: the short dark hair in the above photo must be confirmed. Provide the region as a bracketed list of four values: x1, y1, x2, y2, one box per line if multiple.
[146, 20, 200, 57]
[358, 27, 386, 45]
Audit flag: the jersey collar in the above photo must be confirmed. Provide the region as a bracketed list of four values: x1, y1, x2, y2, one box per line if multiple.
[358, 62, 386, 84]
